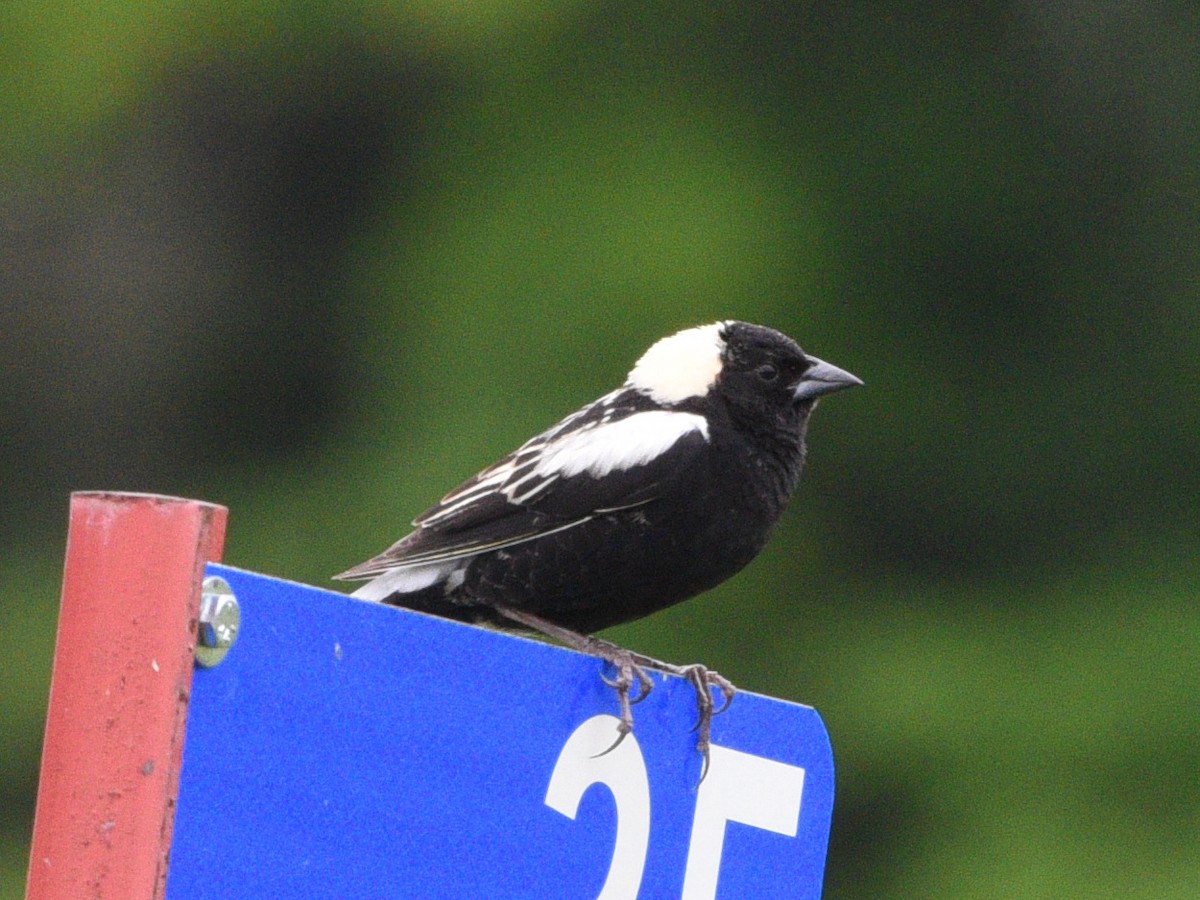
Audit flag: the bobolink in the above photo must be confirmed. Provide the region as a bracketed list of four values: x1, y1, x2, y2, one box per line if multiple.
[336, 321, 860, 763]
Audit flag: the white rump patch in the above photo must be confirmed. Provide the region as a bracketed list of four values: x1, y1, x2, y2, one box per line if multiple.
[534, 410, 709, 479]
[627, 322, 726, 403]
[351, 560, 460, 601]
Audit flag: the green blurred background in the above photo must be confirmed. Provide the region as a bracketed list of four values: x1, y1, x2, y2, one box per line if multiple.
[3, 2, 1198, 897]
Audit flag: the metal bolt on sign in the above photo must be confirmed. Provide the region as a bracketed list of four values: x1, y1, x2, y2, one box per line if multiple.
[196, 575, 239, 667]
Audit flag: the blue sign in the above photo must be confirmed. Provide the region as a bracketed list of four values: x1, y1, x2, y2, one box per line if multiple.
[168, 564, 834, 898]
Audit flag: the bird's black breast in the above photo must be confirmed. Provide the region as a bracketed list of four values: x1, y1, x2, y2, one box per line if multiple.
[449, 420, 806, 633]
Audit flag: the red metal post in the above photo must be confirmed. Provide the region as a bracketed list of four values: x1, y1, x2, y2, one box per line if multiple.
[26, 492, 228, 900]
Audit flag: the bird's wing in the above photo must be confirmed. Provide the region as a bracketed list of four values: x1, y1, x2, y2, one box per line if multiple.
[334, 396, 710, 581]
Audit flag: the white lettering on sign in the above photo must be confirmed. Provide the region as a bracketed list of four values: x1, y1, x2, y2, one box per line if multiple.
[681, 744, 806, 899]
[546, 719, 808, 898]
[544, 715, 651, 900]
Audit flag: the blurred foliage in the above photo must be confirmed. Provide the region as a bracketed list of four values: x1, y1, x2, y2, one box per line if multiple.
[3, 1, 1199, 897]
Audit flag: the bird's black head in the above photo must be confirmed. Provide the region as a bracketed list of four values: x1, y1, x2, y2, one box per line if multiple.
[719, 320, 861, 418]
[719, 322, 811, 421]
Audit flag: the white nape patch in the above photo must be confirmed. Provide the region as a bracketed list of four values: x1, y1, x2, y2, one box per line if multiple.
[627, 322, 726, 403]
[350, 560, 458, 601]
[534, 410, 709, 479]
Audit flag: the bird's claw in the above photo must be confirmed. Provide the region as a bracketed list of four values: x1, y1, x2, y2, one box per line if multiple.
[594, 652, 653, 757]
[602, 653, 739, 783]
[593, 719, 631, 758]
[678, 665, 736, 784]
[684, 665, 735, 730]
[599, 662, 653, 704]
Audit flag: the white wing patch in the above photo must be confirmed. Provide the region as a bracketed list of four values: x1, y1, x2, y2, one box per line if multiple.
[531, 410, 709, 479]
[416, 409, 708, 530]
[415, 392, 626, 527]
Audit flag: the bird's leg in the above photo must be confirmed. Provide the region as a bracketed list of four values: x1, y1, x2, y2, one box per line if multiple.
[492, 606, 735, 777]
[493, 606, 652, 754]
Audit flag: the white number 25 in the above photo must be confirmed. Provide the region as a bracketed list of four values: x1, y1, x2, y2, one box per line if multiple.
[545, 715, 807, 899]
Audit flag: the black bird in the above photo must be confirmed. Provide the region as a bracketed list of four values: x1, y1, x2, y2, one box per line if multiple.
[336, 321, 860, 763]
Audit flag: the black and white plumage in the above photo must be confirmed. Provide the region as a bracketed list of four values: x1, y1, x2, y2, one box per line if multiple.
[336, 321, 861, 761]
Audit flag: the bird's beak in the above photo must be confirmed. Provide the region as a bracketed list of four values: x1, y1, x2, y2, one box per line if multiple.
[792, 356, 863, 402]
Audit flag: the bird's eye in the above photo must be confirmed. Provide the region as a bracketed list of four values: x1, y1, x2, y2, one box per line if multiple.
[756, 364, 779, 383]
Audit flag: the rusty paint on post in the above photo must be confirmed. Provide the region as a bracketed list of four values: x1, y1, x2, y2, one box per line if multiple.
[27, 492, 228, 900]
